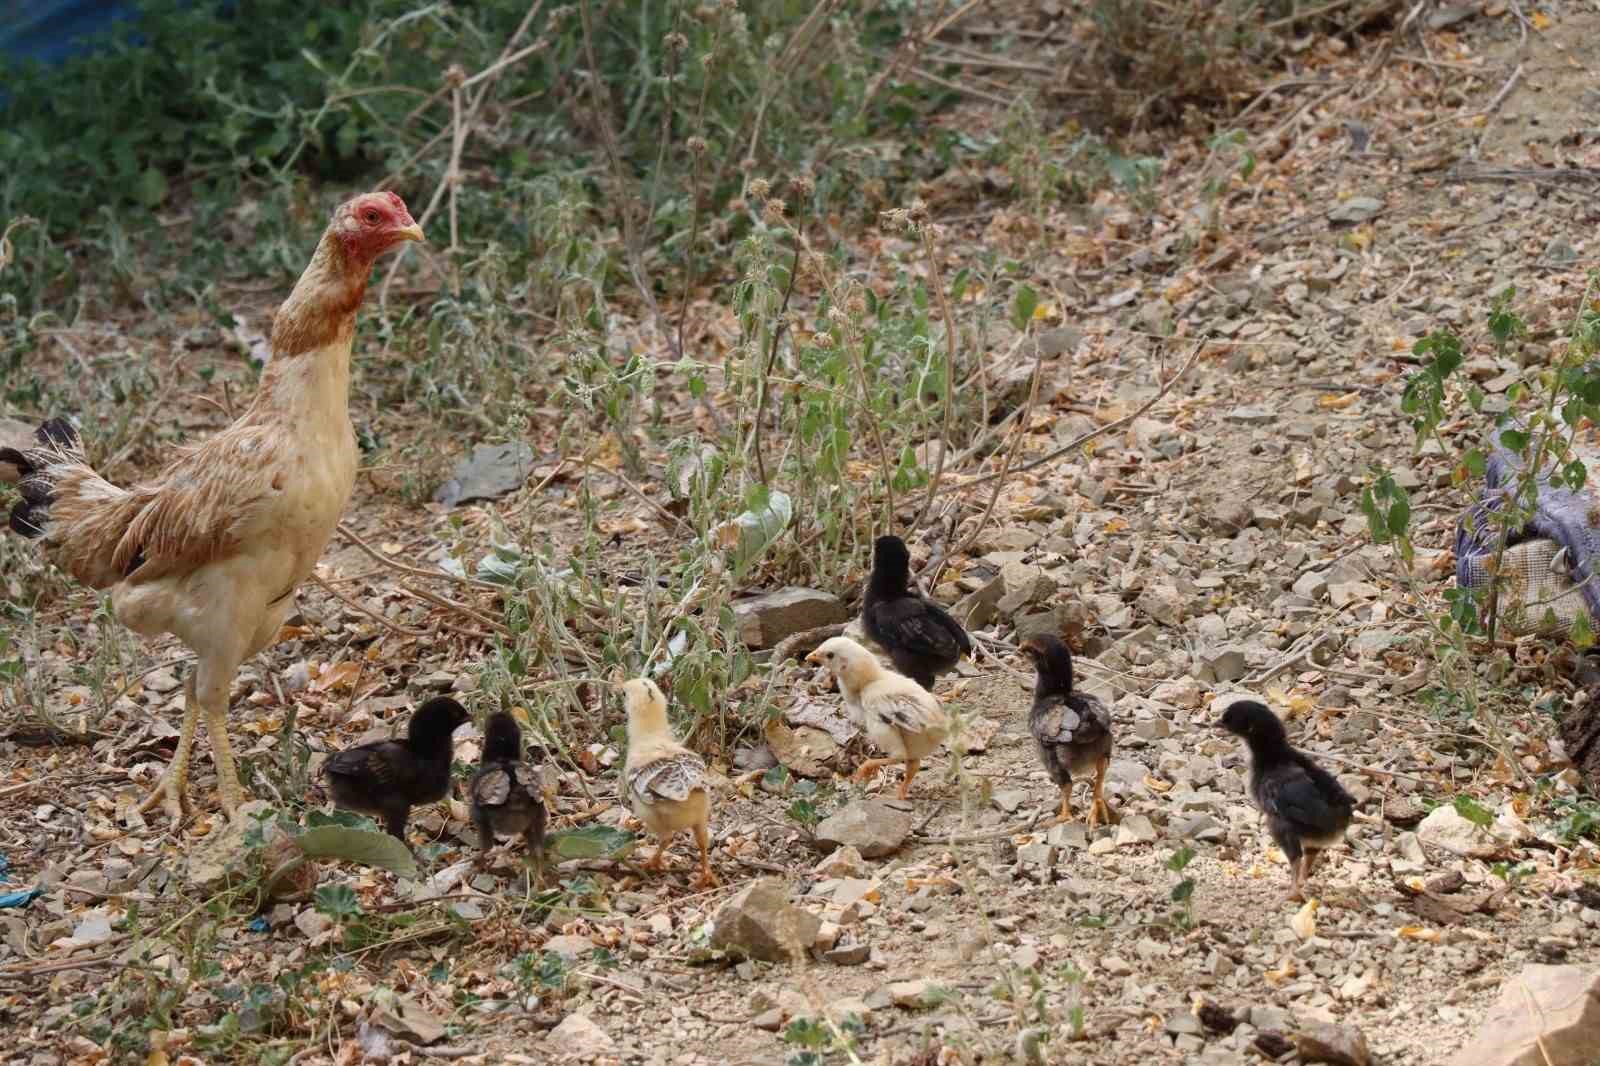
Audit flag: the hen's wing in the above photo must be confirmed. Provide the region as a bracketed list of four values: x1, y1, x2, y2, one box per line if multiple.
[627, 752, 708, 806]
[866, 595, 971, 662]
[106, 425, 293, 583]
[14, 418, 292, 587]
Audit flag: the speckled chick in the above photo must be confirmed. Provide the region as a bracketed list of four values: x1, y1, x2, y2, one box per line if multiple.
[469, 711, 548, 878]
[621, 677, 717, 890]
[1021, 635, 1114, 829]
[806, 635, 949, 799]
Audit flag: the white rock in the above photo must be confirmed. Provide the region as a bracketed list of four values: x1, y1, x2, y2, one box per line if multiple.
[546, 1013, 616, 1059]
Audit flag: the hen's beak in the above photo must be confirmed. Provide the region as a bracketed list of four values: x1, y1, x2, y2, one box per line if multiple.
[396, 222, 425, 243]
[804, 651, 822, 665]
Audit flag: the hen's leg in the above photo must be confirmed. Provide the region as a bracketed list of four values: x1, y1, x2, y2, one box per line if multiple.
[137, 671, 200, 822]
[195, 653, 247, 819]
[897, 758, 922, 800]
[692, 820, 718, 890]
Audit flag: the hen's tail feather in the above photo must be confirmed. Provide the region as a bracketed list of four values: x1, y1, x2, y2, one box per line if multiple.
[3, 417, 84, 540]
[3, 417, 139, 588]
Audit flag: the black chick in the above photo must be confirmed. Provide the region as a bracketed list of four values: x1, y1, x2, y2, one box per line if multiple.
[1020, 635, 1114, 829]
[468, 712, 548, 878]
[862, 535, 972, 690]
[321, 696, 470, 839]
[1219, 699, 1355, 901]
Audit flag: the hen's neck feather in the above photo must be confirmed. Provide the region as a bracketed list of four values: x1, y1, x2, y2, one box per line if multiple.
[252, 229, 367, 423]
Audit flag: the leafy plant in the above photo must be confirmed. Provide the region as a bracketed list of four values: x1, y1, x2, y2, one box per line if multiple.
[1166, 844, 1197, 928]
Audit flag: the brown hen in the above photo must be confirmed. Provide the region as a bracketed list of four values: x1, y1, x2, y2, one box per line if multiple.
[1, 192, 423, 823]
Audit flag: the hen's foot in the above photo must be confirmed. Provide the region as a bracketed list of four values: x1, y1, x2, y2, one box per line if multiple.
[137, 771, 193, 824]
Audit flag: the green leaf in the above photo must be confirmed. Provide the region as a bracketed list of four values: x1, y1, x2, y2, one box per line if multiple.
[1387, 496, 1410, 537]
[313, 883, 362, 921]
[305, 809, 381, 832]
[1463, 449, 1487, 478]
[134, 167, 169, 208]
[1170, 878, 1195, 903]
[546, 825, 639, 861]
[1453, 795, 1494, 828]
[294, 826, 419, 879]
[722, 488, 793, 574]
[1011, 284, 1038, 331]
[1165, 845, 1195, 873]
[1499, 429, 1529, 452]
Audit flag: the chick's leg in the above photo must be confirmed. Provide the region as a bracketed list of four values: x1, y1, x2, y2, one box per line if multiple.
[1088, 754, 1114, 830]
[137, 672, 200, 822]
[645, 834, 674, 872]
[852, 758, 893, 785]
[692, 820, 718, 890]
[1050, 784, 1074, 826]
[897, 759, 922, 800]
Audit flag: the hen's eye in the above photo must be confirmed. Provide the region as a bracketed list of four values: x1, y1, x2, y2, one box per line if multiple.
[363, 209, 381, 224]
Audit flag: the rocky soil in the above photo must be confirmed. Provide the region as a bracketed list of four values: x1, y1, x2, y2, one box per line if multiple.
[5, 3, 1600, 1065]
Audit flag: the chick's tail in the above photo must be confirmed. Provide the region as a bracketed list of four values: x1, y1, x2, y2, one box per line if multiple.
[1, 417, 139, 588]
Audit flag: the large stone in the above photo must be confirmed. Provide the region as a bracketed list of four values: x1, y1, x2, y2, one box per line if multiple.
[545, 1013, 617, 1060]
[733, 587, 849, 649]
[710, 879, 821, 963]
[814, 800, 914, 858]
[0, 417, 32, 483]
[1298, 1022, 1371, 1066]
[1416, 804, 1513, 859]
[954, 574, 1006, 628]
[433, 441, 536, 506]
[1137, 583, 1184, 626]
[1452, 965, 1600, 1066]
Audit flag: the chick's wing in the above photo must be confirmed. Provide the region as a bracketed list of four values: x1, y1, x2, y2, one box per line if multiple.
[872, 596, 968, 659]
[628, 753, 708, 805]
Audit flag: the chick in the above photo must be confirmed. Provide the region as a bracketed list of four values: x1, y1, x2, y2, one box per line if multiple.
[321, 696, 469, 840]
[1020, 635, 1114, 829]
[806, 635, 949, 799]
[862, 535, 972, 690]
[621, 678, 718, 890]
[1219, 699, 1355, 901]
[468, 711, 548, 878]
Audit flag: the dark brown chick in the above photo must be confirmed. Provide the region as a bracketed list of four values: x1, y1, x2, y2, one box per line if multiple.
[1020, 635, 1113, 829]
[469, 711, 548, 879]
[321, 696, 469, 839]
[862, 535, 972, 690]
[1219, 699, 1355, 901]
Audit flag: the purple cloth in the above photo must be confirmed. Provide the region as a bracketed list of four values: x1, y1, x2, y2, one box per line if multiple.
[1456, 446, 1600, 622]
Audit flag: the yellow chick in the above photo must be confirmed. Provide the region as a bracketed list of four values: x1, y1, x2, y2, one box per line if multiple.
[620, 677, 718, 890]
[806, 636, 950, 799]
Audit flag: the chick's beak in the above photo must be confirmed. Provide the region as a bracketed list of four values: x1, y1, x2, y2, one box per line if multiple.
[804, 651, 821, 665]
[395, 222, 425, 243]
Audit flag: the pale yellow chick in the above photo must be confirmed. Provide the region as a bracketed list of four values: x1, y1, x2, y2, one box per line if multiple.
[806, 636, 950, 799]
[620, 677, 718, 890]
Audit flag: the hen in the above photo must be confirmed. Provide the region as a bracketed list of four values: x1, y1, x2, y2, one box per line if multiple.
[862, 534, 971, 690]
[1219, 699, 1355, 901]
[1020, 635, 1113, 829]
[807, 635, 949, 799]
[621, 677, 718, 890]
[469, 711, 548, 877]
[1, 192, 422, 822]
[321, 696, 469, 840]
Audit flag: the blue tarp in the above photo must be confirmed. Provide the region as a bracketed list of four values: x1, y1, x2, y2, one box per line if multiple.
[0, 2, 141, 67]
